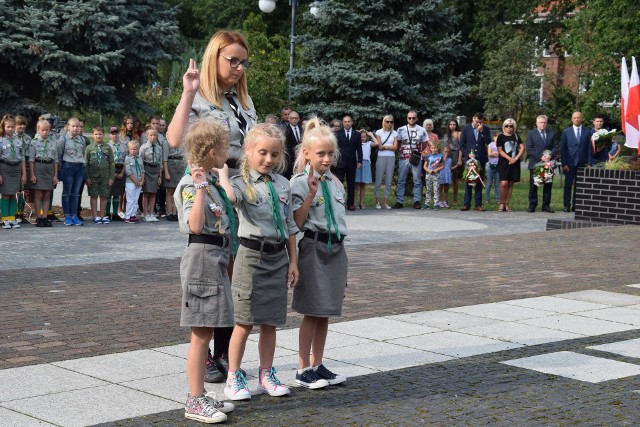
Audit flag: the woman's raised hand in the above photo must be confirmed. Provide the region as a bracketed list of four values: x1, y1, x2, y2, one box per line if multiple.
[183, 58, 200, 96]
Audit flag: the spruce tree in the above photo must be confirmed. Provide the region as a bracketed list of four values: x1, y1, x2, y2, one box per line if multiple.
[0, 0, 183, 116]
[291, 0, 471, 127]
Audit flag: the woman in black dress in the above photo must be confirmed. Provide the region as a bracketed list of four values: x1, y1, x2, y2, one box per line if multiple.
[496, 118, 524, 212]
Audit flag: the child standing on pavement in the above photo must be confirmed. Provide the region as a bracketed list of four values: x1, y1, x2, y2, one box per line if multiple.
[29, 119, 58, 227]
[354, 130, 372, 209]
[423, 140, 444, 210]
[57, 117, 86, 226]
[124, 141, 144, 223]
[289, 117, 348, 389]
[0, 115, 27, 229]
[175, 119, 235, 424]
[438, 145, 452, 208]
[14, 115, 32, 223]
[221, 123, 299, 401]
[85, 127, 115, 224]
[107, 126, 128, 221]
[139, 128, 163, 222]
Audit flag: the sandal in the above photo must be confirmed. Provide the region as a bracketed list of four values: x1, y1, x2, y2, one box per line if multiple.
[498, 204, 506, 212]
[505, 206, 512, 212]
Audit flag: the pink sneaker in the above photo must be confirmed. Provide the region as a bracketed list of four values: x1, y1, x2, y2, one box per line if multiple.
[257, 367, 290, 397]
[223, 370, 251, 401]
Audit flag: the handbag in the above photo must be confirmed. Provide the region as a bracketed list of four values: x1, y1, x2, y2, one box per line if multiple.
[409, 150, 421, 166]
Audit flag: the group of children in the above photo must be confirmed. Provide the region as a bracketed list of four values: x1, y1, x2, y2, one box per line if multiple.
[0, 114, 184, 228]
[173, 115, 348, 423]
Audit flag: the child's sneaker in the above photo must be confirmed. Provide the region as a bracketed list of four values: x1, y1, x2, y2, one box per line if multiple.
[314, 364, 346, 385]
[150, 214, 159, 222]
[101, 216, 110, 224]
[203, 390, 235, 413]
[295, 367, 329, 389]
[423, 204, 430, 210]
[64, 216, 73, 226]
[257, 367, 290, 397]
[93, 217, 102, 224]
[433, 204, 440, 211]
[10, 220, 20, 228]
[2, 221, 12, 229]
[223, 370, 251, 401]
[125, 217, 136, 224]
[184, 393, 227, 424]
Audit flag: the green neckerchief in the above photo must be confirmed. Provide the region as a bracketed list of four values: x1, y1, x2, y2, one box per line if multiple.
[8, 136, 16, 158]
[258, 174, 287, 242]
[152, 143, 157, 164]
[96, 144, 103, 166]
[37, 135, 49, 158]
[305, 168, 341, 250]
[133, 157, 141, 176]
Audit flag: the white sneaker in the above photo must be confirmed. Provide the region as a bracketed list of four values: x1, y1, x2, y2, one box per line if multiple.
[384, 204, 392, 210]
[11, 220, 20, 228]
[223, 370, 252, 401]
[150, 215, 159, 222]
[144, 214, 151, 222]
[375, 202, 382, 210]
[256, 367, 290, 397]
[2, 221, 12, 229]
[15, 217, 22, 224]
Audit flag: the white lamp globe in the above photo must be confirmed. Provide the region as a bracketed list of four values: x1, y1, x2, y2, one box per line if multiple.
[310, 3, 320, 17]
[259, 0, 276, 13]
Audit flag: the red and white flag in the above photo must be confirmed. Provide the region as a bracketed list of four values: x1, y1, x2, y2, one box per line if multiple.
[624, 56, 640, 149]
[620, 57, 628, 133]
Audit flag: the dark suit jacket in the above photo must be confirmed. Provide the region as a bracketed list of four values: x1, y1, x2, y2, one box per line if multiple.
[560, 126, 592, 167]
[460, 124, 490, 164]
[284, 124, 303, 171]
[336, 128, 362, 169]
[526, 129, 557, 169]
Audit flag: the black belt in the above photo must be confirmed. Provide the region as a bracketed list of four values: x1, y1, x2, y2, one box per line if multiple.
[304, 230, 344, 244]
[115, 163, 124, 167]
[188, 234, 227, 247]
[168, 155, 183, 160]
[0, 159, 21, 166]
[35, 158, 54, 164]
[143, 161, 160, 167]
[239, 237, 286, 254]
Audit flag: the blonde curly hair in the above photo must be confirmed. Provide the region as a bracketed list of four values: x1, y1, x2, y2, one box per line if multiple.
[183, 119, 230, 169]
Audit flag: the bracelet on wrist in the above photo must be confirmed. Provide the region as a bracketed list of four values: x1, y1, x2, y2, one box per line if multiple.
[194, 182, 210, 189]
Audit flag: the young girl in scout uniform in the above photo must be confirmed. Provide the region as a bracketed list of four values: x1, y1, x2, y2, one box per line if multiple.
[57, 117, 86, 226]
[14, 116, 32, 223]
[85, 127, 115, 224]
[107, 126, 128, 221]
[124, 141, 144, 223]
[0, 115, 27, 229]
[139, 128, 163, 222]
[29, 119, 58, 227]
[289, 117, 349, 389]
[175, 119, 235, 424]
[221, 123, 299, 401]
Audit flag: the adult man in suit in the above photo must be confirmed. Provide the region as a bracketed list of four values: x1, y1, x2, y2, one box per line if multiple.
[283, 111, 303, 179]
[526, 115, 557, 213]
[459, 112, 491, 211]
[334, 115, 362, 211]
[560, 111, 592, 212]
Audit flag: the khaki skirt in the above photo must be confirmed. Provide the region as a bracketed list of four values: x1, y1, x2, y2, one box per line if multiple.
[292, 236, 348, 317]
[164, 158, 185, 188]
[0, 161, 22, 194]
[180, 241, 234, 328]
[142, 163, 160, 193]
[31, 161, 55, 190]
[232, 244, 289, 326]
[111, 164, 125, 196]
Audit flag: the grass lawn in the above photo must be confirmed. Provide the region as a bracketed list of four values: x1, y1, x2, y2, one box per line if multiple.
[356, 168, 566, 212]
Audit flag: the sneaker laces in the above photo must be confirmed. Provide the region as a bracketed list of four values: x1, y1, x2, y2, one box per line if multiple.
[231, 370, 249, 392]
[198, 395, 218, 414]
[264, 367, 282, 387]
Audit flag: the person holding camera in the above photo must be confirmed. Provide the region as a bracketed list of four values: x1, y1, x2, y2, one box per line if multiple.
[392, 111, 428, 209]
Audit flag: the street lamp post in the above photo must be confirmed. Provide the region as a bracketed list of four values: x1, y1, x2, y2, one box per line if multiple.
[259, 0, 321, 101]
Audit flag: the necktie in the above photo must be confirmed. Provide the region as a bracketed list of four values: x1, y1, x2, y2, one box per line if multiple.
[319, 175, 341, 251]
[259, 175, 287, 241]
[225, 91, 247, 144]
[474, 129, 479, 141]
[541, 131, 546, 141]
[575, 127, 581, 140]
[209, 175, 238, 254]
[293, 126, 300, 143]
[152, 144, 157, 164]
[97, 145, 102, 166]
[9, 137, 15, 158]
[346, 130, 350, 140]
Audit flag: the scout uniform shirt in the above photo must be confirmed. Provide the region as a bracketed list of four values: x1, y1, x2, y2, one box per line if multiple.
[230, 170, 298, 242]
[57, 133, 86, 164]
[175, 172, 231, 237]
[124, 154, 144, 184]
[138, 141, 162, 166]
[84, 142, 115, 180]
[0, 134, 25, 163]
[163, 137, 184, 160]
[109, 140, 129, 165]
[15, 133, 32, 161]
[290, 167, 348, 235]
[28, 135, 58, 162]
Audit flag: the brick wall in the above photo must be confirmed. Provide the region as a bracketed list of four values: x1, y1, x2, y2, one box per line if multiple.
[574, 168, 640, 225]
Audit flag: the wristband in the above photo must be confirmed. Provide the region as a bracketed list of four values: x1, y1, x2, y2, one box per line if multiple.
[194, 182, 209, 189]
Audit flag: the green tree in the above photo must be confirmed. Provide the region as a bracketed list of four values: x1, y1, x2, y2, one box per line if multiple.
[0, 0, 183, 117]
[478, 35, 542, 125]
[292, 0, 471, 128]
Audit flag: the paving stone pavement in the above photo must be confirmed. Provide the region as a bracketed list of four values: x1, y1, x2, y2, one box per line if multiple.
[1, 209, 639, 426]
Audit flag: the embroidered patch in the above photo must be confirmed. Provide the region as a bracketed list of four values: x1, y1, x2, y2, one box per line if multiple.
[182, 191, 195, 202]
[316, 196, 325, 205]
[209, 202, 223, 217]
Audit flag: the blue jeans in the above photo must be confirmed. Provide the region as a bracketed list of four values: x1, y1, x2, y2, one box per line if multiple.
[396, 159, 422, 203]
[61, 162, 85, 216]
[485, 163, 500, 202]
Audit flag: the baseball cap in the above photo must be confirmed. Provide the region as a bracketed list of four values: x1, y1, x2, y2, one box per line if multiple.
[110, 126, 119, 133]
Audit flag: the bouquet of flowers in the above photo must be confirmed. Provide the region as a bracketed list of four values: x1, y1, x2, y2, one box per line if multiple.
[462, 152, 483, 186]
[533, 153, 555, 187]
[592, 129, 620, 153]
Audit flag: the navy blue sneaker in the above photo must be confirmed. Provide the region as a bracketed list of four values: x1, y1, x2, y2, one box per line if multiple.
[64, 216, 73, 226]
[295, 367, 329, 389]
[314, 364, 346, 385]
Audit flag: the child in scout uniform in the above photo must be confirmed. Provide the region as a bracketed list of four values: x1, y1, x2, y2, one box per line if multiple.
[107, 126, 128, 221]
[14, 116, 32, 223]
[175, 119, 236, 424]
[39, 114, 61, 222]
[139, 128, 163, 222]
[0, 115, 27, 229]
[163, 135, 185, 221]
[221, 123, 299, 401]
[124, 141, 144, 223]
[29, 119, 58, 227]
[57, 117, 86, 226]
[85, 127, 115, 224]
[290, 117, 348, 389]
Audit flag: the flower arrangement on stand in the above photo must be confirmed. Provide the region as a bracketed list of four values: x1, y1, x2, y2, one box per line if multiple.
[462, 150, 484, 187]
[533, 150, 555, 186]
